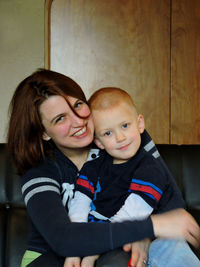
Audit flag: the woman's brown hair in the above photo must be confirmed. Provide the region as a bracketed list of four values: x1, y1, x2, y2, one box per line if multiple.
[7, 69, 87, 175]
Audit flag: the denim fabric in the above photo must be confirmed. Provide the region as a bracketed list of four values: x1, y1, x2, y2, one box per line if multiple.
[96, 239, 200, 267]
[148, 239, 200, 267]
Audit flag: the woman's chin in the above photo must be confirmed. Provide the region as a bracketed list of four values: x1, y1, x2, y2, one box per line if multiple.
[72, 134, 94, 148]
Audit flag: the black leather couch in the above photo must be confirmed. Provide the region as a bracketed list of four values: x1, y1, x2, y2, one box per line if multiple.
[0, 144, 200, 267]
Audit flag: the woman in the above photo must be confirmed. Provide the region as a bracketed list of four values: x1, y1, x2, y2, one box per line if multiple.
[7, 69, 200, 267]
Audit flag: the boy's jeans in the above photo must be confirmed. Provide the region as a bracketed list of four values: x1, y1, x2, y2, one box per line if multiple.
[148, 239, 200, 267]
[96, 239, 200, 267]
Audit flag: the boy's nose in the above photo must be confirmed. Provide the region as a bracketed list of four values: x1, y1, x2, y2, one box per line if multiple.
[116, 131, 126, 142]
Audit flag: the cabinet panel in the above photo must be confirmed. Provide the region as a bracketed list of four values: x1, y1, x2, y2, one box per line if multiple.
[171, 0, 200, 144]
[50, 0, 170, 143]
[0, 0, 44, 143]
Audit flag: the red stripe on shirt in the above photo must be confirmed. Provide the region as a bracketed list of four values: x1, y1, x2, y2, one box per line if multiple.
[77, 178, 95, 194]
[130, 183, 161, 201]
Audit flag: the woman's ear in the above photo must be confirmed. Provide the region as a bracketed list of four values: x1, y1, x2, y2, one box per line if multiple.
[94, 137, 105, 150]
[138, 114, 145, 134]
[42, 132, 51, 141]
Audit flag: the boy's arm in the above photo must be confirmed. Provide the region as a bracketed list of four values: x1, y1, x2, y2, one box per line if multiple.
[154, 156, 185, 213]
[68, 167, 95, 222]
[68, 191, 92, 222]
[67, 171, 98, 267]
[66, 176, 94, 266]
[111, 193, 153, 222]
[141, 130, 185, 212]
[68, 193, 99, 267]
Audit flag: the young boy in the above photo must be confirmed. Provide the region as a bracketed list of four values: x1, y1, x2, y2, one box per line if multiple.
[64, 87, 199, 267]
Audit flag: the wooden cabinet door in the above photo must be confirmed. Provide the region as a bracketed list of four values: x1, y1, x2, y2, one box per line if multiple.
[171, 0, 200, 144]
[48, 0, 170, 143]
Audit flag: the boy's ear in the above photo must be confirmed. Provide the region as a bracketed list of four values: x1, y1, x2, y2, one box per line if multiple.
[138, 114, 145, 134]
[42, 132, 51, 141]
[94, 137, 105, 150]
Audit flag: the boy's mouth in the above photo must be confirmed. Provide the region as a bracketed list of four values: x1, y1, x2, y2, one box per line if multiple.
[118, 143, 130, 150]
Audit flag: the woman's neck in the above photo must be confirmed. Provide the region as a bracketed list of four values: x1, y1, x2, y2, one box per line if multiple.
[59, 146, 90, 170]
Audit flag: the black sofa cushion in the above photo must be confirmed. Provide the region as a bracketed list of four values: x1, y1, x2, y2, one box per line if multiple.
[0, 143, 199, 266]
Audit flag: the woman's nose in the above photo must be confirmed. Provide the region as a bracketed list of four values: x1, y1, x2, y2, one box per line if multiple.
[71, 112, 85, 126]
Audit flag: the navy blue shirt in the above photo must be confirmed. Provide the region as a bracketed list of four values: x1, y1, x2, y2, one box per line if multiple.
[21, 130, 184, 257]
[76, 147, 170, 221]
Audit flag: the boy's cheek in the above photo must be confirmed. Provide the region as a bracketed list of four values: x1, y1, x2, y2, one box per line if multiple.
[94, 137, 105, 150]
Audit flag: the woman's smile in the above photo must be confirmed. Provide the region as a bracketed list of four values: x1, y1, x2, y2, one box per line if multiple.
[72, 125, 88, 137]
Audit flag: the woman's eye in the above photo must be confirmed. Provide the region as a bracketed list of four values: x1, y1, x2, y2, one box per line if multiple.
[122, 123, 128, 129]
[104, 131, 112, 136]
[55, 116, 64, 124]
[74, 101, 83, 109]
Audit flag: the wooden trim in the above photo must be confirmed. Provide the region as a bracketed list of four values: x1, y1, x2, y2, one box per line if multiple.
[44, 0, 53, 69]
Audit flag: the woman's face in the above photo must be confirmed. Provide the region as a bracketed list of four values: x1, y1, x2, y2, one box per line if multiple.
[39, 95, 94, 153]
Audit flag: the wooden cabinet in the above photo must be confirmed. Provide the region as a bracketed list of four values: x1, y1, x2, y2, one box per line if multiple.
[171, 0, 200, 144]
[46, 0, 200, 144]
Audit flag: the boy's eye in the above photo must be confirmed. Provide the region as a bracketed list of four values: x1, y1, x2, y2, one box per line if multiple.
[122, 123, 128, 129]
[104, 131, 112, 136]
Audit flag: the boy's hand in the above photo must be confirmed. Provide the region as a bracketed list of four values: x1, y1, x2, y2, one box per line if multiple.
[63, 257, 81, 267]
[81, 255, 99, 267]
[123, 238, 150, 267]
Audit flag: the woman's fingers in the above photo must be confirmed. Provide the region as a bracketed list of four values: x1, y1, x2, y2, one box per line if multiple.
[63, 257, 81, 267]
[127, 238, 150, 267]
[181, 211, 200, 248]
[185, 226, 200, 248]
[128, 252, 148, 267]
[151, 209, 200, 248]
[81, 255, 99, 267]
[128, 250, 139, 267]
[123, 243, 132, 252]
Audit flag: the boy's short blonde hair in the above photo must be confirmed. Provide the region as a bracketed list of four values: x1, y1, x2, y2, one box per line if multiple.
[88, 87, 136, 111]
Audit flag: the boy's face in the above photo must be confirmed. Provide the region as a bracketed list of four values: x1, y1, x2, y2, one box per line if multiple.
[92, 101, 145, 164]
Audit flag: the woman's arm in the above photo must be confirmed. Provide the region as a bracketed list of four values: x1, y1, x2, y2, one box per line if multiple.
[26, 189, 155, 257]
[26, 188, 200, 257]
[22, 165, 155, 257]
[22, 167, 199, 258]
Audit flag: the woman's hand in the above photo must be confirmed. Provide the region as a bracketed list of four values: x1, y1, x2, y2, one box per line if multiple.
[151, 208, 200, 248]
[63, 255, 99, 267]
[123, 238, 151, 267]
[81, 255, 99, 267]
[63, 257, 81, 267]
